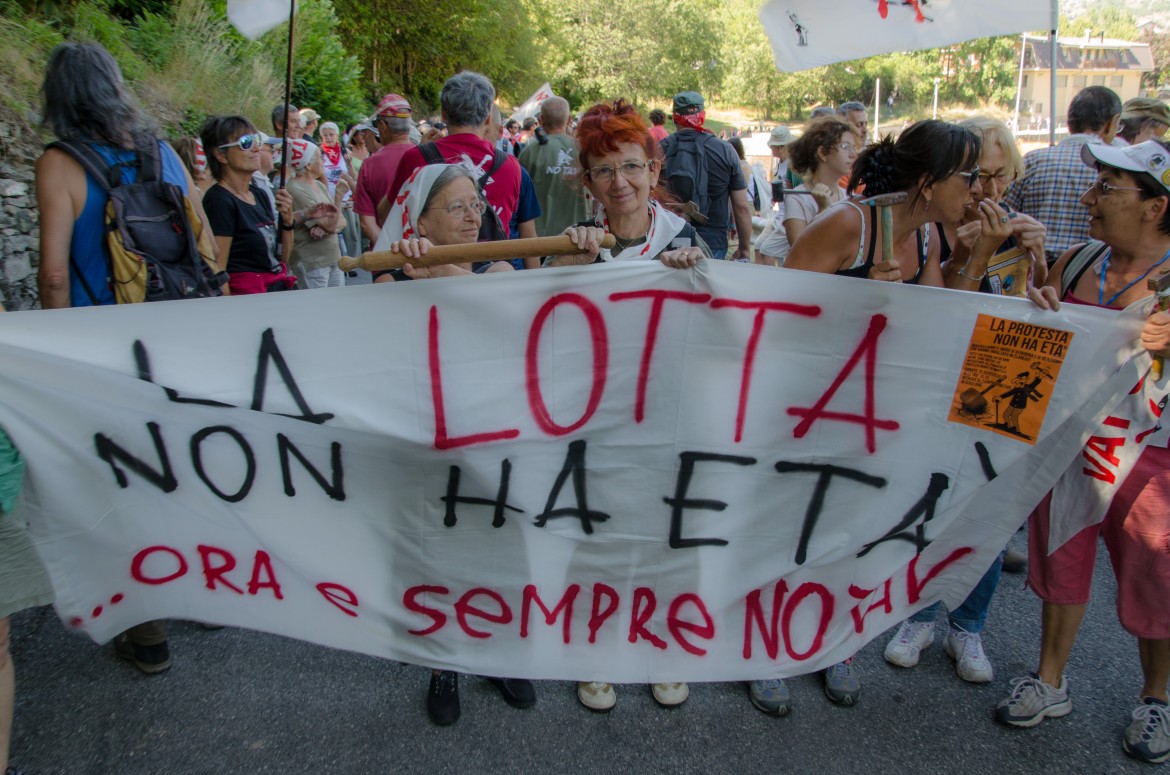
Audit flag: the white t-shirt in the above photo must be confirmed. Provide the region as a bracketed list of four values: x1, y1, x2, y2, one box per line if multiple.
[755, 184, 844, 264]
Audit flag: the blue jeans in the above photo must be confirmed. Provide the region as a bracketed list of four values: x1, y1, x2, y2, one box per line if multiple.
[908, 550, 1004, 634]
[709, 249, 727, 261]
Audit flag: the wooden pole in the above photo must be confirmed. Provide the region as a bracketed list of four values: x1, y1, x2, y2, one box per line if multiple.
[339, 234, 618, 272]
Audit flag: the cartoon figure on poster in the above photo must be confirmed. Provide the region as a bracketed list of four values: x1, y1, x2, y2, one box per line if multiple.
[991, 363, 1053, 438]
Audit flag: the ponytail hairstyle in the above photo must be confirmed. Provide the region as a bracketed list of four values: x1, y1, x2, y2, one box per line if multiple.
[849, 120, 980, 208]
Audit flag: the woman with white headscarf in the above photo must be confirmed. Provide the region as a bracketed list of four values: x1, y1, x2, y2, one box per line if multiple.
[371, 170, 525, 726]
[285, 138, 346, 288]
[371, 163, 514, 282]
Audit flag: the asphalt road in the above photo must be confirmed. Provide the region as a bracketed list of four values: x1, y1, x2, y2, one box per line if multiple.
[7, 529, 1156, 775]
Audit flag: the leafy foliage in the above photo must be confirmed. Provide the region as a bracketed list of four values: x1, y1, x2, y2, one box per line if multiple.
[258, 0, 367, 125]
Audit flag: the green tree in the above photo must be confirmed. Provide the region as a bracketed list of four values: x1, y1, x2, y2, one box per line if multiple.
[530, 0, 721, 109]
[1060, 6, 1140, 40]
[260, 0, 367, 125]
[335, 0, 542, 113]
[717, 0, 806, 120]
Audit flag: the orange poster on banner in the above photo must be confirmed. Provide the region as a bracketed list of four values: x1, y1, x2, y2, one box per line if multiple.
[948, 314, 1075, 444]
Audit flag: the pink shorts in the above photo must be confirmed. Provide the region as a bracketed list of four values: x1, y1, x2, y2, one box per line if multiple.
[1028, 446, 1170, 640]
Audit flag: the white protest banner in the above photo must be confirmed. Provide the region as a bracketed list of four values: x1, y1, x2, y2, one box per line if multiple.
[1049, 351, 1170, 551]
[0, 262, 1145, 682]
[759, 0, 1052, 72]
[510, 83, 554, 124]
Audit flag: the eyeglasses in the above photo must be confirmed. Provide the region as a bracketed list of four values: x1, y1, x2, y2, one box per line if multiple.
[975, 168, 1016, 187]
[954, 166, 982, 189]
[218, 133, 263, 152]
[1088, 179, 1143, 196]
[832, 143, 857, 154]
[428, 198, 487, 218]
[587, 160, 654, 183]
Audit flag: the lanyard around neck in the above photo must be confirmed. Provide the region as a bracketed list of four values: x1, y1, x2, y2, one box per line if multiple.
[1099, 248, 1170, 306]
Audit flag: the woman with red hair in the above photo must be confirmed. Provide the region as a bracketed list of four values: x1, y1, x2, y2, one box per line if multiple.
[547, 99, 711, 268]
[547, 100, 703, 714]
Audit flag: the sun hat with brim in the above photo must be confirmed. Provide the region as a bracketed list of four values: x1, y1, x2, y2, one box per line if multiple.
[1081, 140, 1170, 194]
[1121, 97, 1170, 126]
[768, 126, 796, 147]
[673, 91, 704, 115]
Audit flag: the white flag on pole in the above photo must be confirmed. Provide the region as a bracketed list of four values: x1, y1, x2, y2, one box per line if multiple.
[510, 83, 554, 123]
[759, 0, 1052, 72]
[227, 0, 296, 40]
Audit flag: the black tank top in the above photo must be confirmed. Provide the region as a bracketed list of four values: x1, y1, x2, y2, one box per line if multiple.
[834, 202, 927, 284]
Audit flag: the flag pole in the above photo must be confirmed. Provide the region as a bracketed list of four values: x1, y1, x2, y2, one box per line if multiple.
[1049, 0, 1058, 146]
[278, 0, 296, 189]
[1012, 33, 1026, 135]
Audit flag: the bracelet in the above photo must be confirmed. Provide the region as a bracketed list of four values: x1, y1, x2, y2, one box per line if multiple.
[957, 265, 987, 281]
[280, 220, 295, 231]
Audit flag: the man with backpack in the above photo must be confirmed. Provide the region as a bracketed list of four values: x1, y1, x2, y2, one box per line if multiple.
[658, 91, 753, 260]
[35, 41, 221, 674]
[384, 71, 521, 242]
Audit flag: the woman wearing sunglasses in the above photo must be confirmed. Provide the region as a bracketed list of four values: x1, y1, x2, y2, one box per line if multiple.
[785, 119, 1012, 289]
[200, 116, 298, 294]
[546, 99, 711, 272]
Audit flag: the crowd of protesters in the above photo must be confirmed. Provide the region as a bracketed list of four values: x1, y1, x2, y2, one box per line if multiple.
[1, 39, 1169, 774]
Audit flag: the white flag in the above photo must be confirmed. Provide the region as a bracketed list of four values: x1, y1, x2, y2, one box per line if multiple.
[759, 0, 1052, 72]
[227, 0, 296, 40]
[510, 82, 554, 124]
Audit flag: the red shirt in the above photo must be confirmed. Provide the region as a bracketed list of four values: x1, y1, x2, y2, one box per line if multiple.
[353, 142, 413, 223]
[387, 132, 522, 231]
[649, 125, 669, 143]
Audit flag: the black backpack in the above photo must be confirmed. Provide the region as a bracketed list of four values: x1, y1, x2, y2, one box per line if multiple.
[662, 131, 712, 225]
[418, 142, 510, 242]
[49, 139, 221, 304]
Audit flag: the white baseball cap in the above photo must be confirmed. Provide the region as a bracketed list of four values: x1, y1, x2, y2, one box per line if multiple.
[1081, 140, 1170, 194]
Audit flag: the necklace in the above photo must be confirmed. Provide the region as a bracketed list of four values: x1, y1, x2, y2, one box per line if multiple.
[1098, 248, 1170, 306]
[220, 178, 254, 203]
[611, 233, 645, 253]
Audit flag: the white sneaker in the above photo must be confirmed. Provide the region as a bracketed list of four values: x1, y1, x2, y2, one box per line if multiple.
[652, 682, 689, 707]
[883, 620, 935, 667]
[577, 681, 616, 711]
[944, 626, 994, 683]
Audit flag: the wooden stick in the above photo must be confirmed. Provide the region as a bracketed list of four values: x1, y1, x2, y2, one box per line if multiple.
[339, 234, 617, 272]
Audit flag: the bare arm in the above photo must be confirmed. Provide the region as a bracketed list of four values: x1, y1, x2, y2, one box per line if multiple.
[784, 206, 861, 274]
[360, 214, 380, 245]
[35, 149, 86, 309]
[730, 188, 753, 260]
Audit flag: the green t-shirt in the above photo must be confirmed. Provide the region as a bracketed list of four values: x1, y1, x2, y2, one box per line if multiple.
[518, 134, 593, 237]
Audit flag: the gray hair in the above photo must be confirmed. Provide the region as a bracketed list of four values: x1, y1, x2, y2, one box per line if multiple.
[440, 71, 495, 128]
[540, 96, 570, 130]
[271, 103, 297, 133]
[379, 116, 411, 136]
[837, 101, 866, 115]
[422, 165, 480, 213]
[41, 42, 155, 148]
[809, 106, 835, 120]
